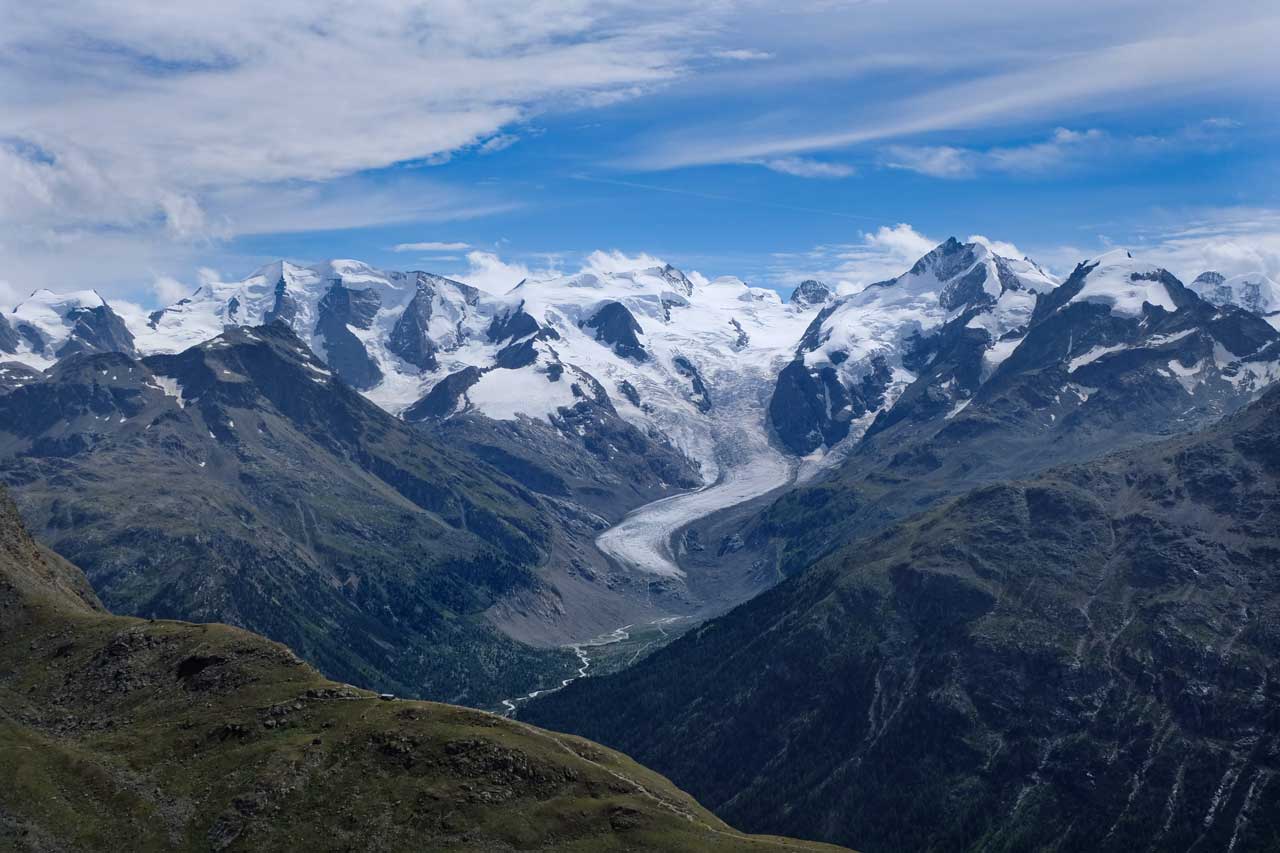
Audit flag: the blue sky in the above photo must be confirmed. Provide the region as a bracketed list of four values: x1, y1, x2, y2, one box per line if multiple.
[3, 0, 1279, 305]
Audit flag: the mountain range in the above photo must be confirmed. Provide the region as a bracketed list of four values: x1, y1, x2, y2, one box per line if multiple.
[3, 234, 1280, 850]
[1, 241, 1277, 714]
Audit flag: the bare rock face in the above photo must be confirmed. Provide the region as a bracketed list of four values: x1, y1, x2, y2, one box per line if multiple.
[388, 273, 483, 371]
[584, 301, 648, 362]
[788, 280, 831, 308]
[315, 281, 383, 389]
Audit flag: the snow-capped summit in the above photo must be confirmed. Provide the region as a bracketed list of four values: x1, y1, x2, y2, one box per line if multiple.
[1050, 249, 1188, 319]
[6, 288, 135, 367]
[121, 257, 825, 482]
[1190, 270, 1280, 320]
[11, 239, 1278, 496]
[788, 280, 832, 307]
[769, 237, 1059, 455]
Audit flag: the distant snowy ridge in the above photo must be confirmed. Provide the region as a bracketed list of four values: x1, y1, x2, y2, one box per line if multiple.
[1190, 269, 1280, 323]
[121, 257, 820, 483]
[6, 240, 1279, 486]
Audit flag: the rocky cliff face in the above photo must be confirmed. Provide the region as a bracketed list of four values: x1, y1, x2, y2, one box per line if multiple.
[314, 280, 383, 389]
[584, 301, 649, 362]
[6, 290, 137, 366]
[788, 279, 832, 308]
[525, 384, 1280, 853]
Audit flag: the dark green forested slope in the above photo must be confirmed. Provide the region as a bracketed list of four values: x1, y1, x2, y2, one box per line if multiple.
[525, 385, 1280, 852]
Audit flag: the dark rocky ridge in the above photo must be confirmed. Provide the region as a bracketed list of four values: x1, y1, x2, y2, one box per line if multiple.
[769, 238, 1062, 457]
[314, 281, 383, 389]
[760, 260, 1280, 575]
[11, 299, 137, 361]
[672, 355, 712, 412]
[584, 301, 648, 362]
[788, 279, 832, 307]
[0, 313, 18, 354]
[387, 273, 482, 371]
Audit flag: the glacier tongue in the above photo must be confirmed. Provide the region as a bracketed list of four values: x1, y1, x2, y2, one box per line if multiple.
[596, 347, 800, 576]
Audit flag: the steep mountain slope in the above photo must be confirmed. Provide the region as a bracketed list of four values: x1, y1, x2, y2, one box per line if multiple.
[115, 258, 826, 645]
[770, 237, 1058, 455]
[524, 383, 1280, 853]
[0, 323, 576, 707]
[0, 488, 846, 853]
[747, 249, 1280, 577]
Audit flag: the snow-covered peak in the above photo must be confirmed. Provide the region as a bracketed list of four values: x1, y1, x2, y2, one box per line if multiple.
[789, 279, 833, 307]
[8, 288, 131, 368]
[136, 259, 426, 357]
[804, 238, 1057, 370]
[13, 286, 107, 324]
[774, 238, 1061, 455]
[1064, 252, 1179, 318]
[1190, 270, 1280, 318]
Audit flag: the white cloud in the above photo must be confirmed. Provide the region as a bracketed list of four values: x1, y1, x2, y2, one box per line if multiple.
[160, 193, 217, 239]
[584, 249, 668, 274]
[450, 247, 668, 294]
[885, 128, 1109, 179]
[478, 134, 520, 154]
[393, 241, 473, 252]
[755, 157, 856, 179]
[987, 128, 1106, 173]
[150, 274, 194, 304]
[712, 49, 773, 62]
[768, 223, 941, 292]
[0, 279, 22, 313]
[979, 209, 1280, 283]
[862, 223, 938, 265]
[1134, 210, 1280, 281]
[452, 250, 560, 294]
[967, 234, 1026, 259]
[629, 8, 1279, 170]
[882, 146, 976, 178]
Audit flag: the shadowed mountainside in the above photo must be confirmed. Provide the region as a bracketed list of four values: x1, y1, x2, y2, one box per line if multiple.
[525, 385, 1280, 852]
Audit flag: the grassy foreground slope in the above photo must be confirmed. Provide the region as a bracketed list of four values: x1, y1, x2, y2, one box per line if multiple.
[0, 490, 845, 852]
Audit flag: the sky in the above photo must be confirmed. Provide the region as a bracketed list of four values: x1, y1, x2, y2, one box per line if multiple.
[3, 0, 1279, 308]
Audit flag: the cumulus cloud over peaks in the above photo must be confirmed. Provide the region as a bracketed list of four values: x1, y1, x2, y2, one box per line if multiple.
[768, 223, 941, 293]
[584, 249, 669, 275]
[449, 248, 673, 295]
